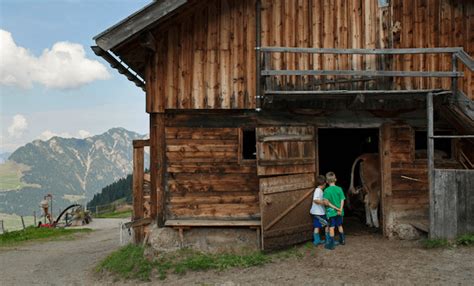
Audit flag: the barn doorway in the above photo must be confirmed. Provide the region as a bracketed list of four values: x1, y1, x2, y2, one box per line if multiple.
[318, 128, 380, 233]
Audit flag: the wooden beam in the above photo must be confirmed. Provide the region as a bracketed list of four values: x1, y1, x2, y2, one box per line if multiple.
[262, 70, 463, 78]
[150, 113, 166, 227]
[124, 217, 153, 229]
[456, 50, 474, 71]
[260, 46, 463, 54]
[264, 89, 446, 95]
[264, 188, 314, 231]
[133, 139, 150, 148]
[94, 0, 188, 51]
[258, 134, 314, 142]
[140, 31, 156, 52]
[427, 92, 435, 239]
[380, 123, 392, 237]
[91, 46, 145, 91]
[255, 0, 262, 111]
[165, 219, 261, 227]
[133, 145, 144, 243]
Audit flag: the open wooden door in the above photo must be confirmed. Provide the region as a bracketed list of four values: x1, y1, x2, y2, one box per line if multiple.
[256, 126, 316, 250]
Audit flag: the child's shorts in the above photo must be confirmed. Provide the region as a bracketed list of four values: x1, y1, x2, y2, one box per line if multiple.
[312, 214, 328, 228]
[329, 215, 343, 227]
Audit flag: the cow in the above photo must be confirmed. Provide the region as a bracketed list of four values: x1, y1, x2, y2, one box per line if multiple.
[348, 153, 381, 228]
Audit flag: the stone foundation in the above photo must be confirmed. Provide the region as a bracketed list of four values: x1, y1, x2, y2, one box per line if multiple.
[147, 226, 259, 254]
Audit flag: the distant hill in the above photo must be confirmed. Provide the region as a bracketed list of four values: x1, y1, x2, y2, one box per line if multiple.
[0, 128, 148, 216]
[87, 174, 133, 210]
[0, 152, 11, 164]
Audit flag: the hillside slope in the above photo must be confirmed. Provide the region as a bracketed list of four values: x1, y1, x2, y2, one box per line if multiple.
[0, 128, 148, 215]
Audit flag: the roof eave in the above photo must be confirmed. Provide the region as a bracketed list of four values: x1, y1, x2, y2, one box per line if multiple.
[94, 0, 188, 51]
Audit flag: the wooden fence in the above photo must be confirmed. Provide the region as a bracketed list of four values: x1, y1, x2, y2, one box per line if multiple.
[431, 169, 474, 239]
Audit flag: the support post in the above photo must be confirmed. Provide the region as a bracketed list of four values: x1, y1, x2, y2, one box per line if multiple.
[427, 92, 435, 238]
[451, 53, 458, 97]
[133, 141, 145, 243]
[0, 220, 4, 234]
[380, 123, 392, 237]
[264, 52, 272, 92]
[150, 113, 166, 227]
[255, 0, 262, 111]
[33, 211, 36, 227]
[21, 216, 25, 230]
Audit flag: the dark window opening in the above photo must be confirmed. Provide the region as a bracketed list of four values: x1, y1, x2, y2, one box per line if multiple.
[242, 129, 257, 160]
[415, 131, 452, 158]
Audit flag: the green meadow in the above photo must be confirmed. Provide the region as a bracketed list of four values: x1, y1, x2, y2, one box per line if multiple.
[0, 161, 39, 191]
[0, 213, 36, 232]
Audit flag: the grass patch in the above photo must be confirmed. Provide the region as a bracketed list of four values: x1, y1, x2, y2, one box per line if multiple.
[0, 226, 92, 247]
[170, 249, 270, 275]
[98, 245, 276, 281]
[0, 161, 40, 191]
[98, 244, 153, 281]
[422, 238, 449, 249]
[94, 210, 132, 219]
[422, 234, 474, 249]
[456, 234, 474, 246]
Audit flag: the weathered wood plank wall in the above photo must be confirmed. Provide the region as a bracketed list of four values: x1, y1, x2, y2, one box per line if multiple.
[391, 0, 473, 98]
[165, 126, 260, 219]
[385, 124, 466, 235]
[432, 169, 474, 239]
[388, 125, 429, 220]
[146, 0, 257, 111]
[141, 0, 472, 111]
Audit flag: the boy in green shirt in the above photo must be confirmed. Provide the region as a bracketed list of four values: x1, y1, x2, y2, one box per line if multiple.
[323, 171, 346, 250]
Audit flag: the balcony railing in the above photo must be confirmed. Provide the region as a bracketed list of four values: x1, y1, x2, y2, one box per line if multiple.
[256, 47, 474, 109]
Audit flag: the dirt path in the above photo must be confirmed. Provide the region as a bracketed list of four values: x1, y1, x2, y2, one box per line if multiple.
[0, 218, 128, 286]
[103, 221, 473, 286]
[154, 234, 474, 286]
[2, 218, 473, 285]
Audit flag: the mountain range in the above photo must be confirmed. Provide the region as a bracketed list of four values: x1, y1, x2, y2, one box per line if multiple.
[0, 128, 148, 216]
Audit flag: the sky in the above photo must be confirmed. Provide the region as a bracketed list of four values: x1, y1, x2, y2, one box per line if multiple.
[0, 0, 152, 153]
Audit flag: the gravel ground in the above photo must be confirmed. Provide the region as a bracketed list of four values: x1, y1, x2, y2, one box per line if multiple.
[0, 218, 128, 286]
[100, 219, 474, 286]
[1, 218, 473, 286]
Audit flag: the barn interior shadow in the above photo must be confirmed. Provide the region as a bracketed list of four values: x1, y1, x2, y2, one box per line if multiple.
[318, 128, 381, 235]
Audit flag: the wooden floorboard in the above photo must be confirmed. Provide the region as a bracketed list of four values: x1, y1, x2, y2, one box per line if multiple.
[165, 219, 261, 227]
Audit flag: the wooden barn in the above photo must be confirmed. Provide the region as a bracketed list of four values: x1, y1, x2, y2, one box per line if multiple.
[93, 0, 474, 250]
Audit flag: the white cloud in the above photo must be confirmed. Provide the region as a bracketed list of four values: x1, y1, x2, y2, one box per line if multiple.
[0, 29, 110, 89]
[78, 130, 91, 139]
[39, 129, 94, 141]
[40, 130, 72, 141]
[8, 114, 28, 138]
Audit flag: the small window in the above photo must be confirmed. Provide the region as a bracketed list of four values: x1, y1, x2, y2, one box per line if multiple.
[241, 129, 257, 161]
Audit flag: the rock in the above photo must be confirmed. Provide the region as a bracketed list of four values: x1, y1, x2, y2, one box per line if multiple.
[388, 223, 422, 240]
[148, 226, 182, 253]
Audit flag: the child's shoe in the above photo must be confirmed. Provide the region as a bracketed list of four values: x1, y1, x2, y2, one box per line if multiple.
[339, 233, 345, 245]
[324, 236, 335, 250]
[313, 233, 324, 245]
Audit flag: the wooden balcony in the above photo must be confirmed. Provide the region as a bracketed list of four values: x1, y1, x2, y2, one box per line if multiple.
[256, 47, 474, 110]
